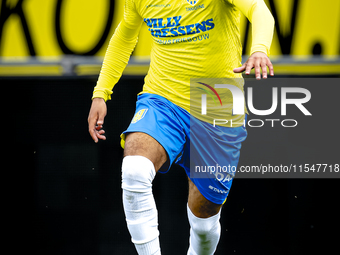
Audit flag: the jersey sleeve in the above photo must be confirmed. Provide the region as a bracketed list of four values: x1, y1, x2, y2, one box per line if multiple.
[229, 0, 275, 56]
[92, 0, 143, 101]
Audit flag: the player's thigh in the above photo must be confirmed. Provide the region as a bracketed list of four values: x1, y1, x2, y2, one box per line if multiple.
[124, 132, 168, 172]
[188, 178, 223, 218]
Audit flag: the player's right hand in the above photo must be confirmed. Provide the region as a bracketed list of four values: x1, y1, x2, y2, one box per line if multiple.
[88, 98, 107, 143]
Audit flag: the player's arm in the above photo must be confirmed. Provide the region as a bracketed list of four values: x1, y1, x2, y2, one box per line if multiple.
[232, 0, 275, 79]
[88, 0, 142, 143]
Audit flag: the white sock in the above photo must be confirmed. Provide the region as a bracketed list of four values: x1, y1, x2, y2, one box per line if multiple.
[187, 204, 221, 255]
[122, 156, 161, 255]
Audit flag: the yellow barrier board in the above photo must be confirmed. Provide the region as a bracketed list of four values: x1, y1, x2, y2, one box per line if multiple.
[0, 0, 339, 58]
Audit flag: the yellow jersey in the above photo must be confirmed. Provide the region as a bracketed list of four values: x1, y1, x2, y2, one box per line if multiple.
[93, 0, 274, 126]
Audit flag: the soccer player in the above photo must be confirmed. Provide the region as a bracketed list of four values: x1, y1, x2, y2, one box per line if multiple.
[88, 0, 274, 254]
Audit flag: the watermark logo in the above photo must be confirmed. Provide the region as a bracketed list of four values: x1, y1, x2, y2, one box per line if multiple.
[200, 85, 311, 117]
[189, 78, 339, 180]
[192, 79, 312, 128]
[196, 82, 222, 114]
[199, 83, 245, 115]
[195, 164, 236, 182]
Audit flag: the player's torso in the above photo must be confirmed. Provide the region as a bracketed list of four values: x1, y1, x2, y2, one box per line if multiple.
[138, 0, 244, 121]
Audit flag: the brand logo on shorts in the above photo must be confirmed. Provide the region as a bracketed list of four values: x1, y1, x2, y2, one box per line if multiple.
[186, 0, 199, 6]
[131, 109, 148, 124]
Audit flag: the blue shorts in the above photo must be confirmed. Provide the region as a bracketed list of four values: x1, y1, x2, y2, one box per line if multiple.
[121, 93, 247, 204]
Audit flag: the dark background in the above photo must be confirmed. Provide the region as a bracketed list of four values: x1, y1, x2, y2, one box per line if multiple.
[14, 75, 339, 255]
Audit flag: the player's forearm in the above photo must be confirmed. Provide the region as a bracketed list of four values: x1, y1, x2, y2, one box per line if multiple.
[233, 0, 275, 56]
[92, 20, 141, 101]
[249, 0, 274, 56]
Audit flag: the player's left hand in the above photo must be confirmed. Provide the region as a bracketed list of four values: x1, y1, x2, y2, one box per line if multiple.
[233, 52, 274, 80]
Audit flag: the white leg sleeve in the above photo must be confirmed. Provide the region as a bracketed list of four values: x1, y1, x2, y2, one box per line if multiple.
[187, 204, 221, 255]
[122, 155, 161, 255]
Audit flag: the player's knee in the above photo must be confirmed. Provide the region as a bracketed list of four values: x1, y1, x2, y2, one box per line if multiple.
[188, 205, 221, 237]
[121, 155, 159, 245]
[191, 218, 220, 238]
[121, 155, 156, 193]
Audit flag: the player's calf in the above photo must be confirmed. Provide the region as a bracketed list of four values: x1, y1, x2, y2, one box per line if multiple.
[187, 204, 221, 255]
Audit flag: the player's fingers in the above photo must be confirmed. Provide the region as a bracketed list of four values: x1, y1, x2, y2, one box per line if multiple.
[261, 61, 268, 79]
[268, 60, 274, 76]
[98, 130, 105, 135]
[233, 63, 246, 73]
[96, 129, 106, 140]
[96, 112, 106, 140]
[96, 111, 106, 138]
[245, 60, 254, 75]
[97, 117, 105, 126]
[94, 123, 106, 140]
[88, 116, 98, 143]
[254, 59, 261, 80]
[90, 130, 98, 143]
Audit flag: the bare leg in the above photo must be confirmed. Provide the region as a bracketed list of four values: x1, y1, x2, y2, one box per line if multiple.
[187, 178, 222, 218]
[124, 132, 167, 171]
